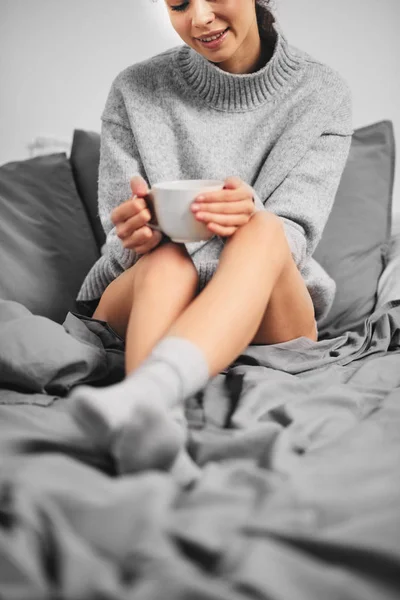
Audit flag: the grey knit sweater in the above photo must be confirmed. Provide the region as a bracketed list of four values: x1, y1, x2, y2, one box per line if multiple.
[77, 1, 353, 323]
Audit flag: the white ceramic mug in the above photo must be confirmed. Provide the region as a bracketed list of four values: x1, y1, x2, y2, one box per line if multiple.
[145, 179, 225, 243]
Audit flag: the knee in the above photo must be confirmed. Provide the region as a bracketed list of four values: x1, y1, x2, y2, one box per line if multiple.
[226, 211, 292, 275]
[133, 242, 198, 291]
[240, 211, 289, 253]
[250, 210, 284, 235]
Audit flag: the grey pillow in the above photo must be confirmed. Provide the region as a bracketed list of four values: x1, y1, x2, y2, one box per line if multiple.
[315, 120, 395, 338]
[0, 153, 100, 323]
[70, 129, 104, 250]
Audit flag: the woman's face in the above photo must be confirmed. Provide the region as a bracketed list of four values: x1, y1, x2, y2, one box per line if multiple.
[164, 0, 260, 73]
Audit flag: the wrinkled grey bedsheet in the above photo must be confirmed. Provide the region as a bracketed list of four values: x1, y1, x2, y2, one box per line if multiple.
[0, 298, 400, 599]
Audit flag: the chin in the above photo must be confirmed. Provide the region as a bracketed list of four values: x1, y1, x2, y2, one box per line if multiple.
[194, 44, 232, 62]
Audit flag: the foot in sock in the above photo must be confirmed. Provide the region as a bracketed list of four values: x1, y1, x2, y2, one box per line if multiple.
[69, 336, 210, 475]
[69, 382, 185, 473]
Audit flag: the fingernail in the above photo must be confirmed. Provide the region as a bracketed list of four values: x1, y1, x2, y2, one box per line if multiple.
[196, 196, 205, 201]
[192, 203, 200, 211]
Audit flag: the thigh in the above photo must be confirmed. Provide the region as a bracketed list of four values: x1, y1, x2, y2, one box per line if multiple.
[251, 256, 317, 345]
[92, 242, 197, 337]
[92, 263, 140, 336]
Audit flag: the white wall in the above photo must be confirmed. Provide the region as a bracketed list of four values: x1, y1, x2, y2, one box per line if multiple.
[0, 0, 181, 158]
[1, 0, 399, 212]
[277, 0, 400, 214]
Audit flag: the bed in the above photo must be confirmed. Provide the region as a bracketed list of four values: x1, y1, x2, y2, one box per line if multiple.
[0, 120, 399, 599]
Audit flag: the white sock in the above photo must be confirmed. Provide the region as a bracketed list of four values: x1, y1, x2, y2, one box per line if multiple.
[69, 336, 209, 473]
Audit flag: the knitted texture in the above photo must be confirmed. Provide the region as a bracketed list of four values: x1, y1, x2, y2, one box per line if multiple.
[77, 1, 353, 322]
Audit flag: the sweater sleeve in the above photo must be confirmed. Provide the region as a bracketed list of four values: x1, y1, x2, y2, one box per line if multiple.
[253, 87, 353, 270]
[97, 117, 147, 277]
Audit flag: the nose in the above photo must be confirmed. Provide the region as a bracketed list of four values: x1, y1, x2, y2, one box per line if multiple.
[191, 0, 215, 29]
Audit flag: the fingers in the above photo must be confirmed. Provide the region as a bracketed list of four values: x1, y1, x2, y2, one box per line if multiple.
[223, 175, 243, 190]
[192, 198, 254, 216]
[192, 183, 254, 218]
[112, 175, 150, 225]
[134, 229, 163, 255]
[121, 225, 159, 252]
[207, 222, 238, 237]
[111, 196, 148, 226]
[224, 178, 255, 200]
[190, 180, 255, 237]
[193, 187, 249, 206]
[115, 208, 152, 239]
[130, 175, 149, 197]
[110, 175, 161, 255]
[196, 211, 250, 228]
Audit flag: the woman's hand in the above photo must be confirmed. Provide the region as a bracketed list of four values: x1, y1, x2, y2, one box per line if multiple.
[191, 176, 256, 237]
[111, 176, 163, 255]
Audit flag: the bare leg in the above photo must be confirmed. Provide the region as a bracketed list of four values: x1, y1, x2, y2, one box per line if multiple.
[93, 243, 199, 372]
[71, 212, 316, 479]
[166, 211, 316, 377]
[94, 212, 315, 378]
[86, 243, 203, 480]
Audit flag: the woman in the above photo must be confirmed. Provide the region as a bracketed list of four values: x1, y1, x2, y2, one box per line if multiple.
[70, 0, 353, 483]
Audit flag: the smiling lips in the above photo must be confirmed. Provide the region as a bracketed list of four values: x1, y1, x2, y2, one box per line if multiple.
[196, 28, 229, 49]
[197, 28, 228, 41]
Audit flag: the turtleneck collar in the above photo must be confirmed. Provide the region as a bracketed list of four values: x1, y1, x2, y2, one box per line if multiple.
[174, 3, 304, 112]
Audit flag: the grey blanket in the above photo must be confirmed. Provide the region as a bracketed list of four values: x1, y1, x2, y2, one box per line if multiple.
[0, 298, 400, 599]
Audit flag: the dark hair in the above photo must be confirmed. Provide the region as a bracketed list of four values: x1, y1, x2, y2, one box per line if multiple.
[255, 0, 276, 38]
